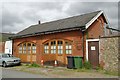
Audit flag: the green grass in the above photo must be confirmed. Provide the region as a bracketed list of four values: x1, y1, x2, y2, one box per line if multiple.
[103, 70, 119, 76]
[24, 63, 41, 68]
[30, 63, 40, 67]
[72, 66, 119, 76]
[76, 68, 91, 72]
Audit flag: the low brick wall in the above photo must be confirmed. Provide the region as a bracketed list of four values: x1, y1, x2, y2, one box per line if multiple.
[99, 36, 119, 72]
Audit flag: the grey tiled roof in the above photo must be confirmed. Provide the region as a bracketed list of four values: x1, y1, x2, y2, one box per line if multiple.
[14, 10, 101, 38]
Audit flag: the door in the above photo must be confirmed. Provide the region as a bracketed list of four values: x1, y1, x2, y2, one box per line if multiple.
[18, 42, 36, 63]
[88, 41, 99, 68]
[56, 40, 65, 66]
[27, 43, 36, 63]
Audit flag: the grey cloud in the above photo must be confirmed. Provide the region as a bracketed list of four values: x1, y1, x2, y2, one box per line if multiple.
[2, 2, 65, 32]
[2, 25, 17, 33]
[66, 2, 118, 28]
[1, 2, 118, 33]
[27, 2, 64, 11]
[21, 7, 48, 23]
[66, 2, 118, 15]
[2, 7, 23, 27]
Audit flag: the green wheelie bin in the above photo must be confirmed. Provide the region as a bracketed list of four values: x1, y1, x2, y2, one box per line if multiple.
[74, 56, 82, 69]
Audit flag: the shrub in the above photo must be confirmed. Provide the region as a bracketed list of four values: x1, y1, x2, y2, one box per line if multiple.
[25, 63, 30, 66]
[30, 63, 40, 67]
[96, 66, 103, 70]
[83, 60, 92, 69]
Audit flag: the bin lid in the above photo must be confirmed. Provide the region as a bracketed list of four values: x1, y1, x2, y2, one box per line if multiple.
[67, 56, 74, 58]
[74, 56, 83, 58]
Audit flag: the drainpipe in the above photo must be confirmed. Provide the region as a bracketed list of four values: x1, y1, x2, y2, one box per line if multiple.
[82, 31, 85, 61]
[12, 39, 14, 55]
[80, 27, 85, 61]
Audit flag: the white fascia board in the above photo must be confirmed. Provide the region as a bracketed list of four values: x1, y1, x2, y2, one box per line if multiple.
[86, 39, 99, 42]
[85, 11, 103, 29]
[102, 11, 110, 27]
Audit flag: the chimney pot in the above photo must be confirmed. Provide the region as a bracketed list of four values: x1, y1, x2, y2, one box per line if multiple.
[38, 21, 41, 24]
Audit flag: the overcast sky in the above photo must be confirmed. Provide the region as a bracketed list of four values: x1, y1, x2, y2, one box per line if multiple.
[1, 1, 119, 33]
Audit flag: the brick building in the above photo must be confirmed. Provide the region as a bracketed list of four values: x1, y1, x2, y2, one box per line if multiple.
[11, 10, 109, 68]
[0, 33, 14, 53]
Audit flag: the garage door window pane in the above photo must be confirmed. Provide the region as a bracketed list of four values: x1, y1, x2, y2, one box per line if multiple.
[51, 41, 56, 54]
[32, 44, 36, 54]
[58, 41, 63, 54]
[65, 42, 72, 54]
[27, 43, 31, 54]
[44, 43, 49, 54]
[19, 44, 22, 54]
[23, 43, 26, 54]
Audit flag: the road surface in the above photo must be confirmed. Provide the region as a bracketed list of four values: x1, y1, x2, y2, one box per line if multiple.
[1, 67, 118, 78]
[2, 68, 47, 78]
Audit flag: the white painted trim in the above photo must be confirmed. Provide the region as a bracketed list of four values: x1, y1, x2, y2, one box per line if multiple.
[86, 39, 99, 61]
[86, 11, 103, 29]
[102, 11, 110, 27]
[85, 10, 109, 29]
[5, 40, 13, 54]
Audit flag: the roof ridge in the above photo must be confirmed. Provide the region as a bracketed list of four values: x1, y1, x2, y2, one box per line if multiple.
[36, 10, 102, 26]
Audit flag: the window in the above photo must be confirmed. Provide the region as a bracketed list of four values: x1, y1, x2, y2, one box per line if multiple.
[44, 43, 49, 54]
[65, 42, 72, 54]
[43, 40, 72, 54]
[27, 43, 31, 54]
[51, 41, 56, 54]
[18, 42, 36, 54]
[58, 41, 63, 54]
[32, 44, 36, 54]
[19, 44, 22, 53]
[23, 43, 26, 54]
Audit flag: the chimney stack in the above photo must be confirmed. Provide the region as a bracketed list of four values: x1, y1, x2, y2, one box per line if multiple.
[38, 20, 41, 24]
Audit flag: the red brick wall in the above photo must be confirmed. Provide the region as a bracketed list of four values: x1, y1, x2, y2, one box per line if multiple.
[0, 42, 5, 53]
[86, 15, 105, 39]
[13, 15, 106, 64]
[40, 30, 83, 56]
[13, 30, 83, 64]
[83, 15, 105, 60]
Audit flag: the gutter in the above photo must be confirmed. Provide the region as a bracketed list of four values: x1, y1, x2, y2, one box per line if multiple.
[9, 26, 85, 40]
[106, 27, 120, 32]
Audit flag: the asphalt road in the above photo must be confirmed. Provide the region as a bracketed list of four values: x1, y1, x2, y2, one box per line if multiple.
[2, 68, 47, 78]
